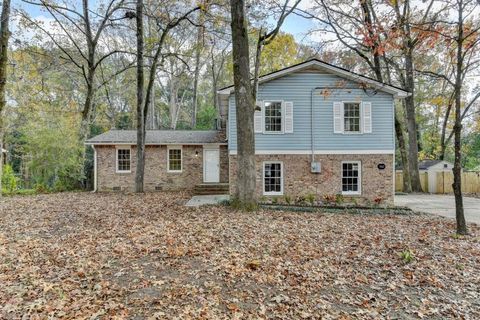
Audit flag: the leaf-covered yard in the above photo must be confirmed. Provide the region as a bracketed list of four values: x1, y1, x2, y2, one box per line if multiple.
[1, 192, 479, 319]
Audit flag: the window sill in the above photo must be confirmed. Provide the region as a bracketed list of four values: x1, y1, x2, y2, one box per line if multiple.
[342, 191, 361, 196]
[116, 170, 131, 174]
[167, 170, 183, 173]
[264, 192, 284, 196]
[261, 131, 284, 135]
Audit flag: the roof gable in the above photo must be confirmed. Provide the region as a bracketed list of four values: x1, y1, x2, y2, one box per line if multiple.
[218, 59, 410, 98]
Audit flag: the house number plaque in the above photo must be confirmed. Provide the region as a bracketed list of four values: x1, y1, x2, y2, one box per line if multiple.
[377, 163, 386, 170]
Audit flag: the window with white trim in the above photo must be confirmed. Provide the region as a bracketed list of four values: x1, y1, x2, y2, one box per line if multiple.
[116, 148, 131, 173]
[168, 147, 182, 172]
[344, 102, 361, 132]
[263, 162, 283, 195]
[342, 161, 361, 194]
[264, 101, 282, 133]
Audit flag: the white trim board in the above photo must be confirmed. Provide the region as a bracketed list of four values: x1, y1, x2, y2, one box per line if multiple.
[229, 150, 395, 155]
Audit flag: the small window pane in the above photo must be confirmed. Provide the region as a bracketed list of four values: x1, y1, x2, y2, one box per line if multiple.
[168, 149, 182, 171]
[117, 149, 131, 172]
[344, 103, 360, 132]
[342, 162, 360, 193]
[265, 102, 282, 132]
[264, 162, 282, 193]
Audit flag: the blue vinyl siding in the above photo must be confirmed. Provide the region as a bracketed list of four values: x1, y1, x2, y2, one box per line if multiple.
[228, 72, 395, 151]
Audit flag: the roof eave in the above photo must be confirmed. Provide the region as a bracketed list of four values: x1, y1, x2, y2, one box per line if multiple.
[85, 142, 228, 146]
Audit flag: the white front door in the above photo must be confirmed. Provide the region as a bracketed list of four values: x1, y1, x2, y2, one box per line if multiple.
[204, 149, 220, 183]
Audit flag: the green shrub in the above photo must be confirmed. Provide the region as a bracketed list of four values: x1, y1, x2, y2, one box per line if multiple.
[2, 165, 18, 193]
[335, 194, 344, 204]
[284, 195, 292, 205]
[306, 193, 316, 205]
[35, 183, 50, 194]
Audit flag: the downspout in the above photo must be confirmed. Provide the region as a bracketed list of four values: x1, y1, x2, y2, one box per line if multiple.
[93, 145, 97, 192]
[310, 87, 325, 162]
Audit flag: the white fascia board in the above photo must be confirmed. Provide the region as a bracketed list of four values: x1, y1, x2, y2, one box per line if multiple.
[229, 150, 395, 155]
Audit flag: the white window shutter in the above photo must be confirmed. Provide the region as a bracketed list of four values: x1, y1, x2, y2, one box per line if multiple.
[333, 102, 343, 133]
[254, 100, 263, 133]
[284, 101, 293, 133]
[363, 102, 372, 133]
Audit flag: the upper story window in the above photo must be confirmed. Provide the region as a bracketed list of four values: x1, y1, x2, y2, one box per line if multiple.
[116, 147, 131, 173]
[264, 101, 282, 133]
[168, 147, 182, 172]
[333, 101, 372, 134]
[344, 102, 361, 132]
[254, 101, 293, 134]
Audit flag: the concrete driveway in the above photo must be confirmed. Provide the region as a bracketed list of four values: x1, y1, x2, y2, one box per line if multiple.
[395, 194, 480, 224]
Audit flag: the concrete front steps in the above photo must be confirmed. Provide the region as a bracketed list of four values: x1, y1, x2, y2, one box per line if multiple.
[193, 183, 229, 195]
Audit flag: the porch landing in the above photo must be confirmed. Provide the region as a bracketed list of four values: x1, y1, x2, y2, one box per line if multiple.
[185, 194, 230, 207]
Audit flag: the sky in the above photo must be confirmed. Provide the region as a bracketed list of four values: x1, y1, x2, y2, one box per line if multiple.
[10, 0, 318, 44]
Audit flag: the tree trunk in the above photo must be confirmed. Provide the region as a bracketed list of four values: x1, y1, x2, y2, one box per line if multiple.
[404, 51, 422, 192]
[0, 0, 12, 197]
[360, 0, 383, 82]
[453, 95, 466, 234]
[452, 0, 467, 235]
[135, 0, 145, 193]
[191, 12, 204, 129]
[80, 70, 96, 139]
[229, 0, 257, 210]
[439, 102, 452, 160]
[395, 112, 411, 192]
[169, 77, 178, 129]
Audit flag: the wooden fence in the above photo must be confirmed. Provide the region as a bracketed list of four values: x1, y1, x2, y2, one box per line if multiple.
[395, 171, 480, 194]
[395, 171, 428, 192]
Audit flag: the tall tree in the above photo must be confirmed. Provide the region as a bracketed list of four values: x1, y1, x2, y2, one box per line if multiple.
[448, 0, 479, 235]
[229, 0, 256, 209]
[252, 0, 301, 98]
[134, 3, 201, 192]
[191, 9, 205, 128]
[135, 0, 145, 193]
[21, 0, 129, 139]
[0, 0, 12, 196]
[416, 0, 480, 234]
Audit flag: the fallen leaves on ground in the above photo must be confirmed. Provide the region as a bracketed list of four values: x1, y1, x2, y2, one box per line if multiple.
[0, 192, 479, 319]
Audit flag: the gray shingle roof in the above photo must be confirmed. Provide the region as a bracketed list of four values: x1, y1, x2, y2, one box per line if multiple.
[85, 130, 226, 145]
[418, 160, 443, 170]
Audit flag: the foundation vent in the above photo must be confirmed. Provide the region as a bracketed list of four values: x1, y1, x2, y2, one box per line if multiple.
[112, 186, 121, 191]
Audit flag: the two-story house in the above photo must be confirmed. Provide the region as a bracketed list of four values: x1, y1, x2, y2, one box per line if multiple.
[86, 59, 409, 204]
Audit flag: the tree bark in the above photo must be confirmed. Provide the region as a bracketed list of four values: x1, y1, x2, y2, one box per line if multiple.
[230, 0, 257, 209]
[0, 0, 12, 196]
[404, 51, 423, 192]
[191, 11, 204, 128]
[395, 111, 411, 192]
[135, 0, 145, 193]
[452, 0, 467, 235]
[360, 0, 383, 81]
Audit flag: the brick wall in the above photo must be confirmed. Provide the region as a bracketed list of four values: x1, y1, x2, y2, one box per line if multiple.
[95, 145, 228, 192]
[229, 154, 394, 204]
